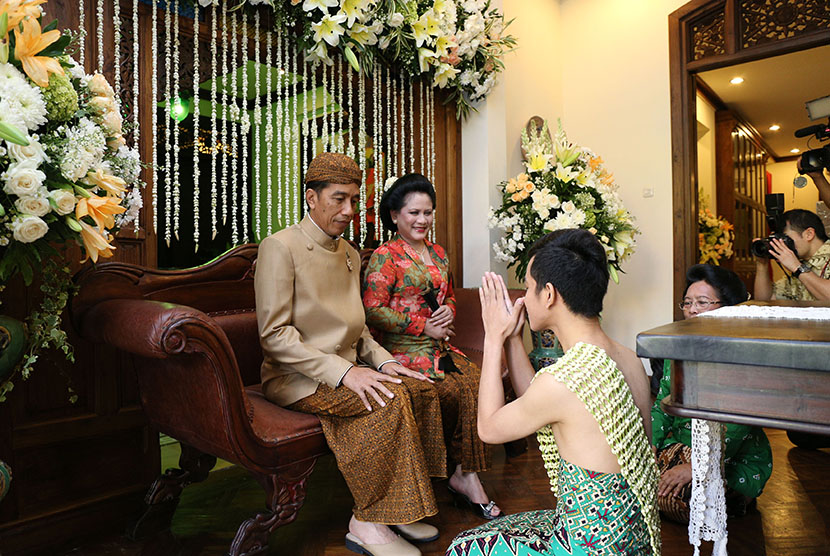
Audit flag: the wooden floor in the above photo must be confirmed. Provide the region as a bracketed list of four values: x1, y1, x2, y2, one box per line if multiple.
[63, 428, 829, 556]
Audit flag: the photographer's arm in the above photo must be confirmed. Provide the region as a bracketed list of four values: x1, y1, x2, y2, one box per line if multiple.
[753, 257, 774, 301]
[795, 270, 830, 301]
[799, 160, 830, 207]
[769, 238, 830, 301]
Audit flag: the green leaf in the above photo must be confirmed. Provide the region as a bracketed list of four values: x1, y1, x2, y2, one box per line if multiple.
[0, 121, 29, 145]
[43, 19, 58, 33]
[0, 12, 8, 37]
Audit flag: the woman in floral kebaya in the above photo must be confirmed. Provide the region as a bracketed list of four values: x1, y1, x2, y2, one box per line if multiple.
[362, 173, 501, 520]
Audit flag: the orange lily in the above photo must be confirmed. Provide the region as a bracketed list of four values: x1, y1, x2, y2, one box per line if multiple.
[13, 16, 63, 87]
[0, 0, 45, 31]
[83, 168, 127, 196]
[76, 195, 125, 230]
[78, 220, 115, 263]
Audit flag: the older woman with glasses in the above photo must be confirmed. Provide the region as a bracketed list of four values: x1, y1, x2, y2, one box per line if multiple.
[652, 264, 772, 522]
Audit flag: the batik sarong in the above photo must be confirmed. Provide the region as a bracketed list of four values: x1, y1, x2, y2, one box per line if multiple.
[445, 460, 651, 556]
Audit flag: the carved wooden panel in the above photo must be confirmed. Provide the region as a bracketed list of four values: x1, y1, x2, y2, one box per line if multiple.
[691, 7, 727, 60]
[741, 0, 830, 48]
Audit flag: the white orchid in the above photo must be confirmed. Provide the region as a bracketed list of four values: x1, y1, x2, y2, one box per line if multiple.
[312, 13, 347, 46]
[306, 41, 335, 65]
[387, 12, 404, 27]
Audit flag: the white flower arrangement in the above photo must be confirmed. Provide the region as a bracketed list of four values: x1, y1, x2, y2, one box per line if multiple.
[489, 120, 639, 282]
[249, 0, 515, 118]
[0, 7, 143, 284]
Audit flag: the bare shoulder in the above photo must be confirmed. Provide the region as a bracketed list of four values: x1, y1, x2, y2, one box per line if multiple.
[605, 341, 650, 410]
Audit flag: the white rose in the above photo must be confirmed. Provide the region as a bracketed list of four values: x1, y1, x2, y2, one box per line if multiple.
[87, 73, 115, 98]
[11, 214, 49, 243]
[3, 163, 46, 197]
[7, 138, 49, 166]
[88, 95, 117, 116]
[387, 12, 404, 27]
[100, 110, 123, 135]
[50, 189, 77, 215]
[562, 200, 576, 213]
[14, 193, 51, 217]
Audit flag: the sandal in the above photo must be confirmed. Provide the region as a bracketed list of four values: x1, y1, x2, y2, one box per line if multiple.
[447, 485, 501, 520]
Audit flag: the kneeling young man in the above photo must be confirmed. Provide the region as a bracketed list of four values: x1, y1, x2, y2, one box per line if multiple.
[447, 229, 660, 556]
[255, 153, 446, 556]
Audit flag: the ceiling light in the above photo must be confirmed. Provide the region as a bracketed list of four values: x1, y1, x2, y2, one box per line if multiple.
[730, 77, 744, 85]
[790, 148, 800, 154]
[769, 124, 780, 131]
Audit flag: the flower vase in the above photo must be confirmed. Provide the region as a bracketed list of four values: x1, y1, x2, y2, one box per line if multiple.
[529, 329, 564, 371]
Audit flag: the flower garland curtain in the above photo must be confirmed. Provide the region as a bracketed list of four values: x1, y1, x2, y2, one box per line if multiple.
[81, 0, 512, 262]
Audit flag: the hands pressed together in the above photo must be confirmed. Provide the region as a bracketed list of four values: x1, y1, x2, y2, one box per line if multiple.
[424, 304, 455, 341]
[479, 272, 525, 343]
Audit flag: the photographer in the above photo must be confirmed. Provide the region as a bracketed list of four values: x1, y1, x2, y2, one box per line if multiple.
[754, 209, 830, 301]
[797, 159, 830, 208]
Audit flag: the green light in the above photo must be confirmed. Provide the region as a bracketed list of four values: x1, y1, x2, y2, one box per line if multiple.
[170, 97, 189, 121]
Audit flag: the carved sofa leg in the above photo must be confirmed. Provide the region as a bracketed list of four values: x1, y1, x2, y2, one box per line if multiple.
[228, 460, 318, 556]
[127, 443, 218, 540]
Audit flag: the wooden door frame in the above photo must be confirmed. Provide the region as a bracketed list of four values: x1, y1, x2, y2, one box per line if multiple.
[669, 0, 830, 319]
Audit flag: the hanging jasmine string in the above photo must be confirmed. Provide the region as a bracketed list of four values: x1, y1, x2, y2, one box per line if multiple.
[96, 0, 104, 73]
[347, 59, 354, 159]
[408, 78, 415, 172]
[172, 0, 181, 241]
[240, 9, 250, 244]
[321, 62, 329, 150]
[151, 0, 159, 233]
[266, 27, 275, 235]
[311, 62, 318, 157]
[291, 39, 299, 224]
[78, 0, 85, 67]
[301, 53, 309, 179]
[252, 10, 262, 241]
[429, 85, 436, 239]
[229, 10, 239, 245]
[357, 73, 366, 244]
[394, 70, 401, 177]
[163, 0, 173, 245]
[337, 58, 345, 153]
[132, 0, 140, 236]
[220, 4, 229, 228]
[210, 3, 219, 241]
[419, 80, 425, 176]
[192, 1, 201, 252]
[385, 65, 391, 182]
[372, 65, 381, 241]
[113, 0, 120, 94]
[398, 73, 405, 173]
[274, 28, 282, 230]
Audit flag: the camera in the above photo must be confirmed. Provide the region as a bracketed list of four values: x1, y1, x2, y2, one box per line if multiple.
[795, 121, 830, 173]
[751, 193, 797, 258]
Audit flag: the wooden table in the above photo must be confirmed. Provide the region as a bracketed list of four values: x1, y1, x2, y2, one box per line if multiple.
[636, 301, 830, 554]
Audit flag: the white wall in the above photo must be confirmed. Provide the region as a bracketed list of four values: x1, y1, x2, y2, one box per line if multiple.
[768, 159, 819, 211]
[558, 0, 686, 348]
[462, 0, 688, 349]
[462, 0, 564, 288]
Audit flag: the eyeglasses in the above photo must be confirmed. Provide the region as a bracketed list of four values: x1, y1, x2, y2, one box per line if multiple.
[679, 299, 722, 311]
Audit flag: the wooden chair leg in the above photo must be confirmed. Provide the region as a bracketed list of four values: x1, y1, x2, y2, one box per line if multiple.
[228, 460, 318, 556]
[126, 443, 217, 540]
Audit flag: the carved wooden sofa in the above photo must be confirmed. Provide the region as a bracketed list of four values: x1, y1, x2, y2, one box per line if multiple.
[71, 243, 521, 555]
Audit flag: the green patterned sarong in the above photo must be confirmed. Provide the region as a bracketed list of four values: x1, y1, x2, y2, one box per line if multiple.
[445, 459, 650, 556]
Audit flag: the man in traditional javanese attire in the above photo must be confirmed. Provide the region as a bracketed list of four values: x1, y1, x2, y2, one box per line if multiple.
[255, 152, 446, 556]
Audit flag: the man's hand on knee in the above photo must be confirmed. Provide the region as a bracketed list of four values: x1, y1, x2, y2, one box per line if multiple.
[342, 366, 401, 411]
[380, 361, 433, 383]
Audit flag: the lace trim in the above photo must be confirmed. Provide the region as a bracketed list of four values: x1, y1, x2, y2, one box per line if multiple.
[533, 342, 661, 556]
[689, 419, 728, 556]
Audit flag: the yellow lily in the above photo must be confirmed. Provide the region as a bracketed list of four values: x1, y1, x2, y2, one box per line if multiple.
[75, 195, 125, 230]
[83, 168, 127, 196]
[78, 220, 115, 263]
[0, 0, 45, 31]
[13, 16, 64, 87]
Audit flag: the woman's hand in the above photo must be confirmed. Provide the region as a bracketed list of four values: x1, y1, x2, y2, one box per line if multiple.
[427, 304, 454, 328]
[424, 320, 451, 340]
[479, 272, 525, 344]
[657, 462, 692, 498]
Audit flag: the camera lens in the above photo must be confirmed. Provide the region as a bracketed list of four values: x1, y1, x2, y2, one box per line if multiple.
[751, 238, 770, 258]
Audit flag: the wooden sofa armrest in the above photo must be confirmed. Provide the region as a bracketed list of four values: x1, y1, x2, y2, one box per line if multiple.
[78, 298, 256, 465]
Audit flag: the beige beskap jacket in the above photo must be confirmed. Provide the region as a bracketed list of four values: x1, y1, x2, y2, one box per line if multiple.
[255, 215, 394, 406]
